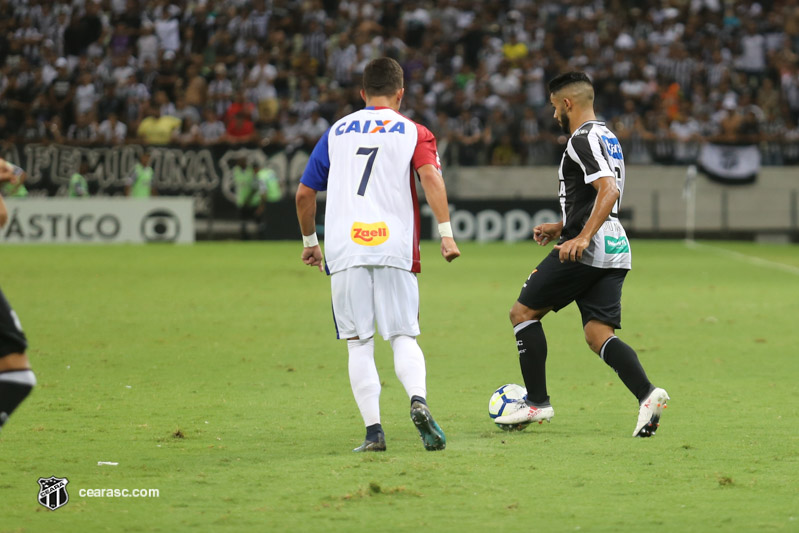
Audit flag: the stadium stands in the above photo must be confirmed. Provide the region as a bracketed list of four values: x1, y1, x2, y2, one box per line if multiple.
[0, 0, 798, 167]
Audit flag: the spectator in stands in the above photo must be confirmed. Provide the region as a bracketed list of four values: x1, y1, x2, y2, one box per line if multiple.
[74, 71, 98, 118]
[0, 0, 798, 173]
[276, 110, 304, 154]
[66, 112, 98, 145]
[670, 102, 703, 164]
[97, 84, 123, 121]
[110, 53, 136, 87]
[154, 90, 176, 118]
[248, 51, 277, 87]
[520, 107, 544, 165]
[137, 21, 159, 68]
[209, 64, 234, 118]
[224, 89, 257, 127]
[136, 103, 181, 146]
[44, 116, 65, 144]
[453, 107, 486, 166]
[17, 113, 45, 143]
[225, 111, 257, 144]
[173, 95, 201, 125]
[155, 7, 180, 54]
[199, 108, 226, 146]
[172, 116, 200, 146]
[97, 112, 127, 145]
[300, 109, 329, 146]
[183, 63, 208, 110]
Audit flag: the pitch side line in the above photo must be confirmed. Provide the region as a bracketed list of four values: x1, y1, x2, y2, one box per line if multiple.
[686, 241, 799, 276]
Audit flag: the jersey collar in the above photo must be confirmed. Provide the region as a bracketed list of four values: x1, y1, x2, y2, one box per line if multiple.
[570, 120, 604, 137]
[364, 106, 392, 110]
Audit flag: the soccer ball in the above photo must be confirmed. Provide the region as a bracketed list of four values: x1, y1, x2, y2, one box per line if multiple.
[488, 384, 530, 431]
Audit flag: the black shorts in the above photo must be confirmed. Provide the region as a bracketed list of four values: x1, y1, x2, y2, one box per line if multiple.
[517, 249, 628, 329]
[0, 287, 28, 357]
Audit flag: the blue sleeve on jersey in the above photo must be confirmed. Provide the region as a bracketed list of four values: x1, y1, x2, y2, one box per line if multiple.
[300, 128, 331, 191]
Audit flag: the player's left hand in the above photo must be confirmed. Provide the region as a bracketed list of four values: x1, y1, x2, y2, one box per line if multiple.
[301, 245, 324, 272]
[440, 236, 460, 262]
[553, 236, 590, 263]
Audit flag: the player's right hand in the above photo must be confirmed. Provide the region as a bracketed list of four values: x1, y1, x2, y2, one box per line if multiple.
[533, 223, 561, 246]
[301, 246, 324, 272]
[441, 236, 460, 262]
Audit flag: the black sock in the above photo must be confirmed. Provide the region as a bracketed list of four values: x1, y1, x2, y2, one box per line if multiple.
[514, 321, 549, 405]
[410, 395, 426, 407]
[600, 337, 653, 403]
[0, 370, 36, 430]
[365, 423, 383, 441]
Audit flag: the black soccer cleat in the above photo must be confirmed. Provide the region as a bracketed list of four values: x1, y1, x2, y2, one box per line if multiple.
[352, 432, 386, 452]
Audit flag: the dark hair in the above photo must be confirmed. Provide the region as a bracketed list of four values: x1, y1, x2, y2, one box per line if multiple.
[548, 71, 593, 94]
[362, 57, 404, 97]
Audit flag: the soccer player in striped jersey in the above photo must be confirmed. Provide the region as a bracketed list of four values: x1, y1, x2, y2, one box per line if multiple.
[0, 160, 36, 433]
[495, 72, 669, 437]
[296, 58, 460, 452]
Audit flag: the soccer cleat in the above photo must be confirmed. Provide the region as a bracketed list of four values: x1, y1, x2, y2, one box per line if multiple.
[493, 400, 554, 426]
[633, 387, 670, 437]
[352, 432, 386, 452]
[410, 401, 446, 451]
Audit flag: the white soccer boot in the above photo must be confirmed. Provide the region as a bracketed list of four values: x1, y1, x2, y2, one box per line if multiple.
[493, 400, 554, 426]
[633, 387, 670, 437]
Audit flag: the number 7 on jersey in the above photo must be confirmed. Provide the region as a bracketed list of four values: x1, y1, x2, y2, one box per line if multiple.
[356, 147, 379, 196]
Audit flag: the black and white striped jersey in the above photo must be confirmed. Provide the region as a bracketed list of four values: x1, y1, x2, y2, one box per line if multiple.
[557, 120, 631, 269]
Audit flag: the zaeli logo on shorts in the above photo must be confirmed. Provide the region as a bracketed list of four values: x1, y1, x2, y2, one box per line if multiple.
[37, 476, 69, 511]
[351, 222, 389, 246]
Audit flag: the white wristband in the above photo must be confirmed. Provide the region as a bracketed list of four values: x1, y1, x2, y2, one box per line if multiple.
[438, 222, 453, 238]
[302, 232, 319, 247]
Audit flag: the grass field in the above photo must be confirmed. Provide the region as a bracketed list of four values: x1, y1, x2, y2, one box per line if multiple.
[1, 240, 797, 532]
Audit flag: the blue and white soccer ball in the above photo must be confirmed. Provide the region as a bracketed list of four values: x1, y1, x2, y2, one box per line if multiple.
[488, 383, 530, 431]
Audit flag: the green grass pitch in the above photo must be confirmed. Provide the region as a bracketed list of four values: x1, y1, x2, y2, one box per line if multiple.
[1, 240, 797, 532]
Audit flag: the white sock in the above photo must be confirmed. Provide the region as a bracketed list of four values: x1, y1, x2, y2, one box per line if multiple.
[390, 335, 426, 400]
[347, 337, 380, 426]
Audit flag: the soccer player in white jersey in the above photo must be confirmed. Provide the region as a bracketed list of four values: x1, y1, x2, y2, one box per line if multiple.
[296, 58, 460, 452]
[494, 72, 669, 437]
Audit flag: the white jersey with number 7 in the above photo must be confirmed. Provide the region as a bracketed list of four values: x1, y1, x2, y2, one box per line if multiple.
[300, 106, 441, 275]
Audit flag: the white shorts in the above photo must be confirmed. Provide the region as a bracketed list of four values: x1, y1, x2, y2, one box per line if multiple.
[330, 266, 420, 341]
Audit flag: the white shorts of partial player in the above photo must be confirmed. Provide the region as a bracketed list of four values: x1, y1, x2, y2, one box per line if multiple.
[330, 266, 420, 340]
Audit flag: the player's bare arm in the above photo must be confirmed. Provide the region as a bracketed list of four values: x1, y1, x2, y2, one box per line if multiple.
[554, 176, 619, 262]
[0, 193, 7, 228]
[533, 221, 563, 246]
[418, 163, 460, 262]
[295, 183, 324, 272]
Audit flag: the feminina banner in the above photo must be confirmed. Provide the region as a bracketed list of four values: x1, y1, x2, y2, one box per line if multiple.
[0, 143, 308, 220]
[697, 143, 760, 185]
[1, 198, 195, 244]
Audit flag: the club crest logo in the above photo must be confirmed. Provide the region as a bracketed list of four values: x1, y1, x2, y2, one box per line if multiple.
[38, 476, 69, 511]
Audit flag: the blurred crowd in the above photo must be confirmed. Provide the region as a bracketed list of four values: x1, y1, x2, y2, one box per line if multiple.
[1, 0, 799, 166]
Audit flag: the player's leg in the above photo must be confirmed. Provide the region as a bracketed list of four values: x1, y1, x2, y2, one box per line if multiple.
[497, 251, 586, 425]
[375, 267, 445, 451]
[0, 288, 35, 433]
[577, 270, 669, 437]
[331, 267, 384, 451]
